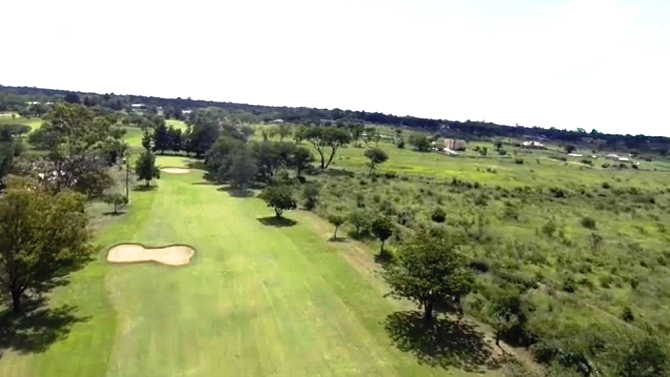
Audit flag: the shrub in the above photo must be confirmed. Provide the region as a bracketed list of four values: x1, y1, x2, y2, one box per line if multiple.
[396, 140, 405, 149]
[580, 216, 596, 229]
[581, 159, 593, 165]
[602, 182, 610, 189]
[302, 183, 319, 210]
[384, 171, 397, 179]
[562, 275, 577, 293]
[103, 193, 128, 214]
[514, 158, 524, 164]
[541, 221, 557, 237]
[431, 207, 446, 223]
[498, 149, 507, 156]
[622, 306, 635, 323]
[602, 163, 610, 168]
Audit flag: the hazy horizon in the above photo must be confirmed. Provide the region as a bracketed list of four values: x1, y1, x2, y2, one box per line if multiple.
[1, 0, 668, 136]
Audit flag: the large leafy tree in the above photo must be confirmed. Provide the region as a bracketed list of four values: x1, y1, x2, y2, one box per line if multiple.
[0, 178, 92, 312]
[153, 121, 170, 154]
[408, 133, 431, 152]
[304, 126, 351, 169]
[258, 184, 297, 217]
[26, 104, 120, 196]
[134, 149, 160, 186]
[289, 146, 314, 176]
[382, 231, 474, 324]
[364, 148, 389, 175]
[227, 148, 258, 188]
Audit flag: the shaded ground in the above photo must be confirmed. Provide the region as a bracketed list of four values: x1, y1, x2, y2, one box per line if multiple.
[0, 298, 86, 358]
[257, 216, 297, 227]
[384, 311, 493, 373]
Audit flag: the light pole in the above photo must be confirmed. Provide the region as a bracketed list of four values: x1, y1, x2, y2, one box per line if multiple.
[123, 157, 129, 201]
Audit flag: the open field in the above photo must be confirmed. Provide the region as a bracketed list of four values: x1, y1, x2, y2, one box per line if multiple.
[0, 116, 43, 132]
[0, 154, 498, 376]
[166, 119, 188, 131]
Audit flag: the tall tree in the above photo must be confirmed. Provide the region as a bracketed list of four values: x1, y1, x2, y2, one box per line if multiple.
[134, 149, 160, 186]
[382, 231, 474, 324]
[290, 146, 314, 176]
[408, 134, 431, 152]
[304, 126, 351, 169]
[0, 178, 92, 312]
[371, 216, 393, 255]
[364, 148, 389, 175]
[277, 123, 292, 141]
[228, 148, 257, 188]
[153, 122, 170, 154]
[168, 127, 183, 153]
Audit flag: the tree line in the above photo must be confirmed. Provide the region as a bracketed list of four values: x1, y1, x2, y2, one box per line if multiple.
[2, 85, 668, 154]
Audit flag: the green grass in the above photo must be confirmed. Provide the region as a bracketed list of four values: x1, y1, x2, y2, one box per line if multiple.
[0, 116, 43, 132]
[166, 119, 188, 131]
[0, 155, 496, 376]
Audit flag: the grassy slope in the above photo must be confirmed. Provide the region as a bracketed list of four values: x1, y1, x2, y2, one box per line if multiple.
[0, 155, 495, 377]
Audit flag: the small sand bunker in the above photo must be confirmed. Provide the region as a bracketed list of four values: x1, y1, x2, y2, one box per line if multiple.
[107, 244, 195, 266]
[161, 168, 190, 174]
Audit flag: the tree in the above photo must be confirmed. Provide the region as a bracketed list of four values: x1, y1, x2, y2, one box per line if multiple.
[258, 184, 297, 217]
[289, 146, 314, 176]
[364, 148, 389, 175]
[253, 141, 284, 181]
[103, 193, 129, 214]
[349, 124, 364, 146]
[141, 131, 152, 150]
[348, 210, 370, 238]
[169, 126, 183, 153]
[328, 214, 346, 240]
[63, 93, 81, 104]
[134, 149, 160, 186]
[488, 290, 524, 347]
[382, 231, 474, 324]
[408, 134, 431, 152]
[304, 126, 351, 169]
[293, 125, 307, 144]
[371, 217, 393, 255]
[565, 144, 577, 153]
[277, 123, 292, 141]
[303, 183, 319, 210]
[228, 148, 257, 188]
[153, 122, 170, 154]
[0, 178, 92, 312]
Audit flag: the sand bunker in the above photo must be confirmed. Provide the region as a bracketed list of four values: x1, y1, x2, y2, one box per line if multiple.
[107, 244, 195, 266]
[161, 168, 190, 174]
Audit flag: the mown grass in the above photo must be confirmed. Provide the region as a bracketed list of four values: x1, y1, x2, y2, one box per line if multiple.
[0, 154, 498, 376]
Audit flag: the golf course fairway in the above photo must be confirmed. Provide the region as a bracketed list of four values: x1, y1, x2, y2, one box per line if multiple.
[0, 156, 493, 377]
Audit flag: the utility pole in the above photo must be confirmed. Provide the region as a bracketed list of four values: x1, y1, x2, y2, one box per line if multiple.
[124, 157, 129, 201]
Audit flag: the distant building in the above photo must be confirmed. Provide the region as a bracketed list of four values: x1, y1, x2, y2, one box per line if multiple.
[270, 119, 284, 124]
[522, 141, 545, 148]
[443, 138, 467, 151]
[568, 153, 583, 157]
[131, 103, 146, 110]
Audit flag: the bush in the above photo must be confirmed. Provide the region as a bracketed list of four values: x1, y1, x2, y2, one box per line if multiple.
[602, 163, 610, 168]
[562, 275, 577, 293]
[514, 158, 524, 164]
[580, 159, 593, 165]
[498, 149, 507, 156]
[541, 221, 557, 237]
[622, 306, 635, 322]
[384, 171, 397, 179]
[431, 207, 446, 223]
[602, 182, 610, 189]
[580, 216, 596, 229]
[396, 140, 405, 149]
[302, 183, 319, 210]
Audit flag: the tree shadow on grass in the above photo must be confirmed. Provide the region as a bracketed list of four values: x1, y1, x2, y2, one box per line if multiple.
[0, 297, 88, 358]
[186, 160, 207, 170]
[102, 211, 126, 216]
[384, 311, 493, 373]
[257, 216, 297, 228]
[218, 185, 254, 198]
[133, 185, 157, 192]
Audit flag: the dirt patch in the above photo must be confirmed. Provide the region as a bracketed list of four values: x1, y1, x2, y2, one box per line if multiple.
[161, 168, 190, 174]
[107, 243, 195, 266]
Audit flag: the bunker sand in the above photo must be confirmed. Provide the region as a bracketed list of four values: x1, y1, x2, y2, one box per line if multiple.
[161, 168, 190, 174]
[107, 244, 195, 266]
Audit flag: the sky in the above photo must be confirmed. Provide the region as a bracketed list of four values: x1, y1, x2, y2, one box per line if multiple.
[1, 0, 668, 136]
